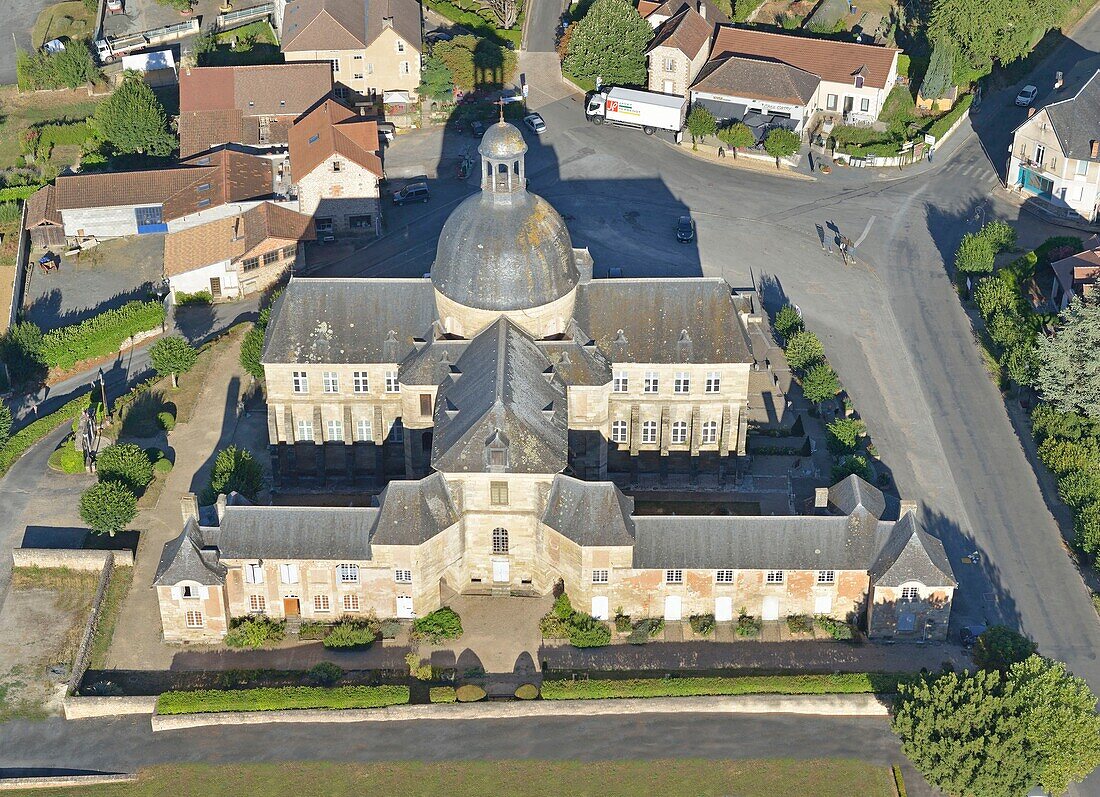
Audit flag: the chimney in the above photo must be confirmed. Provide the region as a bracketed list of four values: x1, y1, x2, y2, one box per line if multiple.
[1091, 140, 1099, 158]
[382, 15, 393, 28]
[899, 500, 918, 518]
[1027, 106, 1037, 118]
[814, 487, 829, 510]
[215, 493, 228, 523]
[697, 0, 706, 18]
[180, 493, 199, 524]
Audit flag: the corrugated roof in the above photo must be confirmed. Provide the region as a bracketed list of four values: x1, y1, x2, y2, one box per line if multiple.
[573, 278, 754, 364]
[542, 475, 636, 546]
[289, 99, 383, 179]
[691, 54, 820, 105]
[647, 5, 713, 58]
[709, 26, 898, 89]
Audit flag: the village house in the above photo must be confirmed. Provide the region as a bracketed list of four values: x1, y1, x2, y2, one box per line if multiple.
[1050, 234, 1100, 309]
[155, 120, 957, 644]
[163, 202, 315, 303]
[177, 63, 334, 158]
[289, 98, 384, 235]
[276, 0, 422, 107]
[1008, 70, 1100, 224]
[645, 3, 715, 97]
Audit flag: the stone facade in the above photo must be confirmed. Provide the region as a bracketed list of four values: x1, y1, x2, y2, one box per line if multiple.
[296, 152, 382, 235]
[648, 44, 708, 97]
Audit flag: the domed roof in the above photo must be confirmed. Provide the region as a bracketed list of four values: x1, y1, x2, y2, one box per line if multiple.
[479, 121, 528, 160]
[432, 190, 579, 312]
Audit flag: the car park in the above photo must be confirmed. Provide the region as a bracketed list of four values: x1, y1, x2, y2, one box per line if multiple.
[524, 113, 546, 134]
[392, 182, 430, 205]
[1015, 85, 1038, 106]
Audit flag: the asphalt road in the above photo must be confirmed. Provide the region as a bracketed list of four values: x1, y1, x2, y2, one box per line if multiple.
[0, 0, 56, 84]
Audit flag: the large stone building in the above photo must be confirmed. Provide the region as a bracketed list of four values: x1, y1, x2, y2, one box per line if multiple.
[155, 121, 956, 643]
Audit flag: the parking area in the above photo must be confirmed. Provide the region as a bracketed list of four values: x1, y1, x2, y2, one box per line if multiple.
[101, 0, 252, 42]
[24, 235, 165, 331]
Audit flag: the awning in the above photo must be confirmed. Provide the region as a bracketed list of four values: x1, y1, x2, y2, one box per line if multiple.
[383, 91, 411, 104]
[694, 98, 746, 123]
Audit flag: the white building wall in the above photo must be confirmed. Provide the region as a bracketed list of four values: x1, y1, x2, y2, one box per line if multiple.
[168, 259, 239, 302]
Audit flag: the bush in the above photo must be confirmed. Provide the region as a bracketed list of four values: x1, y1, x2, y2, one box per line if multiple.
[567, 612, 612, 647]
[49, 440, 86, 473]
[305, 661, 343, 687]
[455, 684, 487, 702]
[689, 613, 715, 635]
[735, 614, 761, 637]
[79, 480, 137, 535]
[832, 454, 874, 483]
[614, 613, 632, 632]
[158, 411, 176, 431]
[539, 614, 571, 638]
[322, 620, 376, 649]
[816, 615, 854, 640]
[825, 417, 865, 454]
[550, 592, 574, 619]
[786, 614, 813, 634]
[379, 619, 401, 639]
[801, 363, 841, 404]
[541, 673, 913, 700]
[95, 442, 154, 491]
[224, 616, 286, 649]
[156, 685, 410, 714]
[298, 621, 331, 641]
[430, 686, 457, 703]
[203, 445, 263, 503]
[514, 683, 539, 700]
[627, 617, 663, 644]
[0, 321, 47, 385]
[175, 290, 213, 306]
[955, 231, 996, 275]
[154, 457, 173, 474]
[411, 607, 463, 643]
[37, 301, 165, 371]
[17, 40, 98, 90]
[773, 304, 803, 340]
[973, 626, 1037, 671]
[405, 652, 433, 681]
[783, 330, 825, 371]
[240, 324, 267, 381]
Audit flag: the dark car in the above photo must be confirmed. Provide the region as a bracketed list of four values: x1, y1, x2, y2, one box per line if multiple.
[676, 215, 695, 243]
[470, 120, 487, 137]
[960, 624, 988, 648]
[392, 182, 430, 205]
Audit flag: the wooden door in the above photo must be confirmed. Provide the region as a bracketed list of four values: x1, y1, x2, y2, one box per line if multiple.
[283, 597, 300, 617]
[209, 277, 222, 298]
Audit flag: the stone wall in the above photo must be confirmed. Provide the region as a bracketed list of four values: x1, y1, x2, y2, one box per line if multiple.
[12, 548, 133, 570]
[62, 695, 157, 719]
[297, 155, 381, 235]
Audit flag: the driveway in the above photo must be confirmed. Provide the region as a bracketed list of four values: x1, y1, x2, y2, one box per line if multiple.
[0, 0, 55, 84]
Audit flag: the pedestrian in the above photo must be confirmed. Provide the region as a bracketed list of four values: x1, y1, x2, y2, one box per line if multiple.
[808, 152, 814, 172]
[717, 146, 725, 159]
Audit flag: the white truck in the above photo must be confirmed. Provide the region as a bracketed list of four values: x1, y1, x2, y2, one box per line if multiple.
[585, 87, 687, 135]
[94, 18, 199, 62]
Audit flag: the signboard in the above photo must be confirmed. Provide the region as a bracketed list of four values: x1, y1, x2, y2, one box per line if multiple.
[924, 133, 936, 145]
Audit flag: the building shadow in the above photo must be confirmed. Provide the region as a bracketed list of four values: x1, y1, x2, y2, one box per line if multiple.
[23, 283, 157, 331]
[187, 377, 242, 498]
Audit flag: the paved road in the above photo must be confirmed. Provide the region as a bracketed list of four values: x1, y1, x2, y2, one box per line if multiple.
[0, 0, 55, 84]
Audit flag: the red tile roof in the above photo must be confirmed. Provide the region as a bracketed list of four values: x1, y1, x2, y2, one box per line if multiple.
[289, 99, 383, 179]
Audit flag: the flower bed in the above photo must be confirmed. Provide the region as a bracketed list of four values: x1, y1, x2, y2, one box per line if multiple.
[155, 685, 410, 714]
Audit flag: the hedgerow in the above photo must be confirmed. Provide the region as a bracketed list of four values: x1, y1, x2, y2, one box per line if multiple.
[540, 673, 914, 700]
[38, 300, 165, 370]
[156, 685, 410, 714]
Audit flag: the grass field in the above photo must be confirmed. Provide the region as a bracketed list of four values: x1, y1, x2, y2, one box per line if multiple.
[31, 0, 95, 48]
[21, 760, 897, 797]
[0, 85, 101, 171]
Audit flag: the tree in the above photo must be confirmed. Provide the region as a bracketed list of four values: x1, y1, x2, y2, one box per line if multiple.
[79, 480, 137, 536]
[685, 105, 716, 151]
[773, 304, 803, 340]
[920, 39, 955, 100]
[192, 29, 219, 66]
[562, 0, 653, 86]
[240, 326, 267, 381]
[92, 72, 177, 157]
[487, 0, 518, 28]
[1036, 297, 1100, 418]
[955, 231, 996, 274]
[973, 626, 1037, 671]
[149, 335, 198, 387]
[96, 443, 154, 491]
[204, 445, 263, 503]
[801, 363, 841, 404]
[1002, 343, 1037, 387]
[981, 220, 1017, 252]
[783, 330, 825, 371]
[435, 35, 516, 92]
[1038, 436, 1099, 476]
[763, 127, 800, 169]
[831, 454, 873, 483]
[1074, 501, 1100, 554]
[17, 42, 98, 91]
[0, 321, 47, 386]
[0, 402, 11, 447]
[717, 122, 755, 159]
[826, 417, 866, 455]
[418, 53, 455, 101]
[972, 277, 1018, 319]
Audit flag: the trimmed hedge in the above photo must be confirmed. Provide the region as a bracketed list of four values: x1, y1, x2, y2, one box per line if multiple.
[0, 391, 91, 478]
[39, 300, 165, 370]
[430, 686, 457, 703]
[540, 673, 914, 700]
[156, 685, 410, 714]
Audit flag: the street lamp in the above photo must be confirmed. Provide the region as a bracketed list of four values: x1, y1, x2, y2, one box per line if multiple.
[98, 367, 111, 426]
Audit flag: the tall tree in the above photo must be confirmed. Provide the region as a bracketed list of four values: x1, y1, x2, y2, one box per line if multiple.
[685, 105, 716, 151]
[1036, 297, 1100, 418]
[921, 39, 955, 100]
[92, 72, 177, 157]
[562, 0, 653, 86]
[763, 127, 800, 169]
[487, 0, 518, 28]
[717, 122, 755, 159]
[418, 52, 455, 100]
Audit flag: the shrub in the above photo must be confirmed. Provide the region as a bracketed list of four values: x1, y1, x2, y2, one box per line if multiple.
[203, 445, 263, 503]
[430, 686, 457, 703]
[240, 324, 267, 381]
[786, 614, 813, 634]
[405, 652, 433, 680]
[567, 612, 612, 647]
[224, 616, 286, 649]
[49, 439, 86, 473]
[175, 290, 213, 306]
[298, 621, 331, 641]
[154, 457, 173, 474]
[514, 683, 539, 700]
[784, 330, 825, 371]
[322, 620, 376, 649]
[816, 616, 854, 640]
[955, 231, 996, 275]
[825, 417, 866, 454]
[38, 301, 164, 370]
[158, 411, 176, 431]
[614, 613, 632, 632]
[773, 304, 803, 340]
[455, 684, 487, 702]
[539, 614, 570, 638]
[0, 321, 47, 385]
[95, 442, 154, 491]
[379, 619, 401, 639]
[801, 363, 841, 404]
[306, 661, 343, 686]
[736, 614, 761, 637]
[79, 480, 137, 535]
[689, 613, 715, 635]
[540, 673, 913, 700]
[156, 685, 410, 714]
[551, 592, 574, 620]
[981, 220, 1017, 252]
[149, 336, 198, 385]
[832, 454, 874, 483]
[412, 607, 463, 643]
[973, 626, 1037, 671]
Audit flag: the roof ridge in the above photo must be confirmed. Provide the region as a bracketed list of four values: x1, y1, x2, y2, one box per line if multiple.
[720, 23, 898, 51]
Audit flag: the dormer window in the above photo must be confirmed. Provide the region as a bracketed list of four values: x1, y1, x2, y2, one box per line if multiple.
[854, 74, 864, 89]
[486, 431, 509, 470]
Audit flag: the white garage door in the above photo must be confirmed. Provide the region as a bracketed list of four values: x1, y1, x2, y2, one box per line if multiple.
[591, 596, 609, 621]
[762, 596, 780, 621]
[814, 594, 832, 615]
[664, 595, 682, 621]
[715, 596, 733, 622]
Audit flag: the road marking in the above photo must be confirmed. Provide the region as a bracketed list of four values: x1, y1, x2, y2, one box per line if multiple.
[853, 215, 877, 248]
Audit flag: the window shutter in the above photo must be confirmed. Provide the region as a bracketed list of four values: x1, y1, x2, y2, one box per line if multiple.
[199, 586, 210, 600]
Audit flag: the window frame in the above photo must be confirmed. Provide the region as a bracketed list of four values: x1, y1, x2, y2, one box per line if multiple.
[673, 372, 690, 394]
[705, 372, 720, 393]
[296, 419, 314, 442]
[592, 569, 609, 584]
[611, 419, 628, 444]
[491, 527, 509, 554]
[337, 563, 360, 584]
[394, 569, 412, 584]
[385, 371, 400, 393]
[322, 371, 339, 393]
[279, 563, 299, 584]
[356, 418, 373, 442]
[490, 481, 509, 505]
[826, 93, 838, 111]
[670, 420, 688, 445]
[612, 371, 628, 393]
[817, 570, 835, 584]
[248, 594, 266, 613]
[765, 570, 785, 584]
[326, 419, 344, 442]
[292, 371, 309, 393]
[342, 593, 360, 612]
[665, 569, 683, 584]
[643, 371, 659, 393]
[900, 586, 920, 601]
[641, 420, 658, 444]
[701, 420, 718, 445]
[313, 594, 331, 612]
[185, 610, 204, 628]
[353, 371, 369, 393]
[716, 569, 734, 584]
[244, 562, 264, 584]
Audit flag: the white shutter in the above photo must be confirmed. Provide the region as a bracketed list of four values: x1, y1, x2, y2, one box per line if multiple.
[199, 585, 210, 600]
[171, 586, 182, 600]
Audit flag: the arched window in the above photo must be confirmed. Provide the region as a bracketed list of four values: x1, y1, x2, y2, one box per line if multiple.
[492, 527, 509, 554]
[513, 160, 520, 175]
[497, 162, 508, 173]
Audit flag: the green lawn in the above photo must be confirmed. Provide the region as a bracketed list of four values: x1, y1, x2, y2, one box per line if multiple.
[0, 86, 101, 171]
[21, 760, 897, 797]
[203, 22, 282, 67]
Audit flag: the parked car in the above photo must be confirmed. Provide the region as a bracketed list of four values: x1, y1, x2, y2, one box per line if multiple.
[425, 30, 453, 44]
[377, 122, 396, 143]
[392, 182, 430, 205]
[470, 120, 486, 138]
[676, 215, 696, 243]
[1015, 85, 1038, 106]
[42, 38, 65, 53]
[523, 113, 546, 134]
[106, 0, 124, 13]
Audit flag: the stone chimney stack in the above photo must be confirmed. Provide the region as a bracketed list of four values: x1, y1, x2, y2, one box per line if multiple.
[899, 500, 918, 518]
[180, 493, 199, 524]
[1091, 139, 1099, 159]
[697, 1, 706, 18]
[814, 487, 829, 510]
[215, 493, 228, 523]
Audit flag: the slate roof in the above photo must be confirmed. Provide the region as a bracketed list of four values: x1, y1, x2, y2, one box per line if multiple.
[827, 474, 886, 519]
[542, 476, 636, 546]
[289, 99, 383, 180]
[431, 318, 569, 474]
[262, 277, 438, 364]
[153, 519, 227, 586]
[1040, 70, 1100, 161]
[573, 278, 754, 364]
[282, 0, 422, 53]
[398, 336, 468, 385]
[207, 505, 377, 560]
[691, 54, 820, 105]
[370, 472, 461, 544]
[709, 26, 898, 89]
[541, 335, 613, 386]
[869, 511, 955, 587]
[647, 5, 713, 58]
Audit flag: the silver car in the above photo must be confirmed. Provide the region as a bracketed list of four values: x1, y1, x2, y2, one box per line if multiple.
[524, 113, 547, 134]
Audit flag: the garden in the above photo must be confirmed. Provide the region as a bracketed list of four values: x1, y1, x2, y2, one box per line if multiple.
[422, 0, 524, 48]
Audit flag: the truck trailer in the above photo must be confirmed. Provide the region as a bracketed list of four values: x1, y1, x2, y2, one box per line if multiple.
[585, 87, 687, 135]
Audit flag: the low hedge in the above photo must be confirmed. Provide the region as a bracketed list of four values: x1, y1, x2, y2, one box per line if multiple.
[0, 391, 91, 479]
[430, 686, 457, 703]
[156, 685, 410, 714]
[39, 300, 165, 370]
[540, 673, 914, 700]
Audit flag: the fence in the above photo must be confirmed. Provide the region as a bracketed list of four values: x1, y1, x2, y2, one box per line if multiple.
[4, 200, 30, 336]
